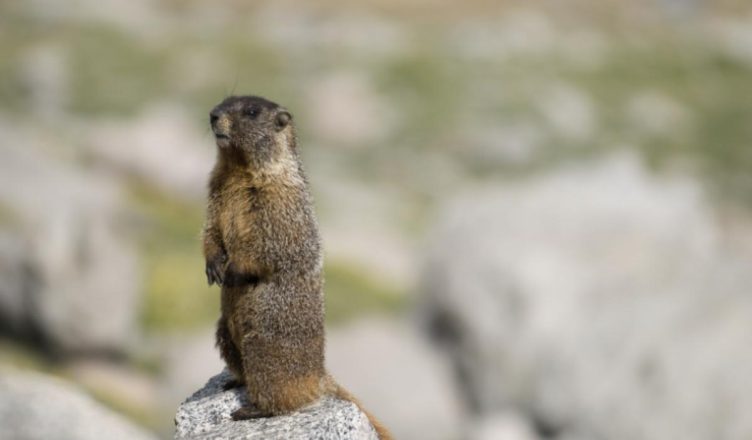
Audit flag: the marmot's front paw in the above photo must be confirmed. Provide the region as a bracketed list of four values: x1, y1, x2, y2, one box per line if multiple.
[206, 253, 228, 286]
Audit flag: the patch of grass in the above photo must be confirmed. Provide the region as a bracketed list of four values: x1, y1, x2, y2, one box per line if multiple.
[126, 182, 218, 331]
[82, 377, 165, 433]
[67, 25, 169, 116]
[0, 338, 49, 372]
[79, 386, 164, 431]
[376, 50, 461, 147]
[141, 252, 218, 330]
[324, 261, 407, 325]
[567, 38, 752, 204]
[127, 181, 205, 246]
[0, 203, 21, 228]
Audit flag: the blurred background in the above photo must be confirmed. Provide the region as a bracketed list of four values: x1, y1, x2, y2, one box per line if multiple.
[1, 0, 751, 439]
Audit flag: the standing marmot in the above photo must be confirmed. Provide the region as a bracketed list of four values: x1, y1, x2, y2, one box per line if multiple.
[202, 95, 391, 439]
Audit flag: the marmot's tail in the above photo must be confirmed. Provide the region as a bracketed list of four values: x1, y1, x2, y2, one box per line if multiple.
[324, 375, 393, 440]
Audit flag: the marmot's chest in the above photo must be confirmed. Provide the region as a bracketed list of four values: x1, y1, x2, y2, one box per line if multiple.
[218, 186, 265, 254]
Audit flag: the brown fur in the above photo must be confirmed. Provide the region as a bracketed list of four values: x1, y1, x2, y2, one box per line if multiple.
[202, 95, 391, 439]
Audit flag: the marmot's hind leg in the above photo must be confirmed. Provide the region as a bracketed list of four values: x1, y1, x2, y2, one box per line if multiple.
[215, 318, 245, 387]
[239, 332, 324, 416]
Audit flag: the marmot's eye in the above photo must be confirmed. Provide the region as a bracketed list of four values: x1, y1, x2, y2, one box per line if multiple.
[244, 107, 260, 119]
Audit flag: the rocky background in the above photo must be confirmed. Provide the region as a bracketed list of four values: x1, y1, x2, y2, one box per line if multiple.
[0, 0, 751, 439]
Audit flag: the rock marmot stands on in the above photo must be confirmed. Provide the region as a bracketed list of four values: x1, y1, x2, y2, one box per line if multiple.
[202, 95, 390, 439]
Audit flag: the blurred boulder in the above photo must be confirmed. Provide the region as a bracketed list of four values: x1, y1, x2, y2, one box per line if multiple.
[420, 153, 752, 439]
[158, 328, 225, 412]
[0, 370, 157, 440]
[535, 83, 595, 141]
[175, 370, 377, 440]
[20, 43, 70, 120]
[626, 90, 691, 137]
[710, 16, 752, 66]
[327, 317, 464, 440]
[83, 103, 214, 201]
[467, 412, 539, 440]
[0, 129, 141, 356]
[66, 359, 161, 416]
[306, 71, 395, 147]
[314, 176, 417, 287]
[0, 233, 41, 342]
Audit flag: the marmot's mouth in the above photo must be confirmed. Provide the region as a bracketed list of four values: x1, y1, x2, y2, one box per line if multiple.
[214, 133, 231, 148]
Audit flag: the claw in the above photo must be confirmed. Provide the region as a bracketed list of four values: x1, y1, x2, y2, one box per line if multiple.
[206, 266, 214, 285]
[216, 266, 224, 285]
[206, 252, 228, 287]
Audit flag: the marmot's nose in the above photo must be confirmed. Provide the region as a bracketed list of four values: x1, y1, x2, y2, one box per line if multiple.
[210, 110, 223, 126]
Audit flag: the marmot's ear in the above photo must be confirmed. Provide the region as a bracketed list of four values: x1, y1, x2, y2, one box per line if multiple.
[275, 111, 292, 131]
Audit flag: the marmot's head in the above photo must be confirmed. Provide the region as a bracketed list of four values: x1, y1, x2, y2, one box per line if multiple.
[209, 95, 295, 168]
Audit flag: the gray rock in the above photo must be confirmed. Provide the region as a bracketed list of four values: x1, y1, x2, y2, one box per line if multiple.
[159, 328, 225, 412]
[421, 153, 752, 439]
[82, 103, 214, 201]
[305, 71, 395, 147]
[0, 232, 40, 341]
[0, 123, 141, 355]
[20, 44, 70, 120]
[467, 412, 539, 440]
[175, 370, 378, 440]
[327, 318, 464, 440]
[0, 370, 157, 440]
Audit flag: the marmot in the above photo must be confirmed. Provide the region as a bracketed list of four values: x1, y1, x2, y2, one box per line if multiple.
[202, 95, 391, 439]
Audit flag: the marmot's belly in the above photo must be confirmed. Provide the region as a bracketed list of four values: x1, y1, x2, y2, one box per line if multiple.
[221, 218, 262, 266]
[223, 286, 257, 345]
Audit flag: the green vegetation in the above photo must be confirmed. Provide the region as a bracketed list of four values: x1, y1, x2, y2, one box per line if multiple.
[85, 384, 166, 433]
[141, 251, 218, 330]
[67, 25, 168, 116]
[0, 203, 21, 228]
[127, 182, 218, 331]
[0, 338, 49, 372]
[324, 261, 407, 324]
[565, 39, 752, 204]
